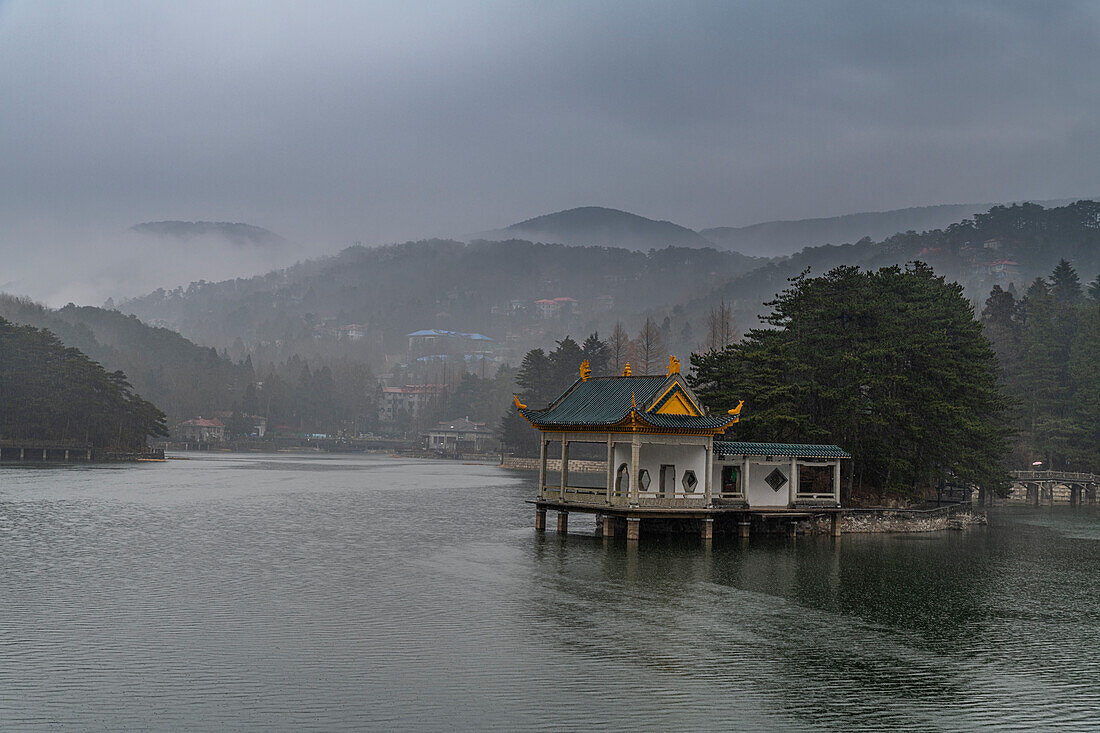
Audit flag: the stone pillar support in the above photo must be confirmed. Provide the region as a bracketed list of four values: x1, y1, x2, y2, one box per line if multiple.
[701, 517, 714, 541]
[557, 511, 568, 534]
[830, 512, 842, 537]
[602, 515, 615, 537]
[737, 520, 751, 539]
[626, 517, 640, 542]
[535, 508, 546, 532]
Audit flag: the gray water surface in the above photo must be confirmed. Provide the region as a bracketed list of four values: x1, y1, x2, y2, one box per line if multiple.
[1, 452, 1098, 731]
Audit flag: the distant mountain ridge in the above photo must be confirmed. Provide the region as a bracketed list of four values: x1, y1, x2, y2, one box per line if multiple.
[698, 198, 1083, 257]
[472, 198, 1090, 258]
[132, 220, 288, 248]
[475, 206, 716, 250]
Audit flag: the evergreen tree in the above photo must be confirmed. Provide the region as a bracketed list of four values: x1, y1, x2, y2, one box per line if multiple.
[690, 264, 1010, 499]
[1049, 258, 1083, 304]
[581, 332, 610, 376]
[0, 317, 168, 449]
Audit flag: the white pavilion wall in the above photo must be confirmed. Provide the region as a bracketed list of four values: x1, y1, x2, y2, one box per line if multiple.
[611, 442, 706, 495]
[744, 459, 793, 507]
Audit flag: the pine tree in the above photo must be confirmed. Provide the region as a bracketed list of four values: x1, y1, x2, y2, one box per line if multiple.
[1049, 258, 1083, 304]
[581, 332, 610, 376]
[690, 264, 1010, 499]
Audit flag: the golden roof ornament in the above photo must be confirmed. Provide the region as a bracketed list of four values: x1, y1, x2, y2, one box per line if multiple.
[513, 395, 527, 410]
[667, 355, 680, 375]
[580, 359, 591, 381]
[622, 362, 631, 377]
[727, 400, 744, 422]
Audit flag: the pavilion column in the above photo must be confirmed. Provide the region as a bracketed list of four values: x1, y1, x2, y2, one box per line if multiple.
[560, 438, 570, 503]
[605, 435, 614, 505]
[631, 436, 641, 505]
[742, 457, 751, 500]
[833, 460, 841, 505]
[704, 442, 714, 506]
[789, 457, 799, 507]
[537, 436, 548, 499]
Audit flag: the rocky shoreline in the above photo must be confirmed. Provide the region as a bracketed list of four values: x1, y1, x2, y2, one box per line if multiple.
[802, 509, 988, 534]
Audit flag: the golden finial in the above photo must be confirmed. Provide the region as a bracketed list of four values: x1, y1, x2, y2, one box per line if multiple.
[667, 355, 680, 375]
[513, 395, 527, 410]
[631, 392, 637, 410]
[622, 362, 631, 377]
[580, 359, 591, 381]
[727, 400, 744, 422]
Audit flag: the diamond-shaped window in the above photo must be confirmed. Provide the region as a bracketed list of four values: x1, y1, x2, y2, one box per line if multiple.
[639, 469, 651, 492]
[765, 467, 788, 492]
[683, 470, 698, 493]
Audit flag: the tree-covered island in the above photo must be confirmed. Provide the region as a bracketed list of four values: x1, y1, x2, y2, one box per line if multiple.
[0, 316, 168, 454]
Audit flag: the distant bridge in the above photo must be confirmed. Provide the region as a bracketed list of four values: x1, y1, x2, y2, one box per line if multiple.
[1009, 470, 1098, 507]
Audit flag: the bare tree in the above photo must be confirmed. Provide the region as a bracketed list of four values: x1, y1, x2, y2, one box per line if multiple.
[705, 299, 736, 352]
[635, 317, 665, 375]
[608, 321, 630, 373]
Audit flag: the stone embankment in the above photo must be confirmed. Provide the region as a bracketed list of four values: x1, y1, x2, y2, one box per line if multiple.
[803, 508, 987, 534]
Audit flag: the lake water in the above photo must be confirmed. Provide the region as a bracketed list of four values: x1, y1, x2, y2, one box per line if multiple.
[1, 452, 1098, 731]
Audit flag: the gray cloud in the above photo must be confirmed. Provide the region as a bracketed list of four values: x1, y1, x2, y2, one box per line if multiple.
[2, 1, 1099, 303]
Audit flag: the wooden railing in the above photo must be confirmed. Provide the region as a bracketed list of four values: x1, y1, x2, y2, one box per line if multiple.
[543, 485, 717, 507]
[796, 491, 838, 501]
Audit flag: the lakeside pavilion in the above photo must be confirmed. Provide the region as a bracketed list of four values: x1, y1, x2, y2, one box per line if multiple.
[518, 357, 850, 542]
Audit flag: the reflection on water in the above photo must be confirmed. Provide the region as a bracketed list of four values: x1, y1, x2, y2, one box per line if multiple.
[1, 453, 1098, 730]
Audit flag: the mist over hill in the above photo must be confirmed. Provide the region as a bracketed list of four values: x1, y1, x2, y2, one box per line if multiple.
[469, 198, 1088, 258]
[475, 206, 716, 251]
[132, 221, 289, 248]
[120, 238, 763, 364]
[0, 294, 251, 423]
[109, 200, 1100, 391]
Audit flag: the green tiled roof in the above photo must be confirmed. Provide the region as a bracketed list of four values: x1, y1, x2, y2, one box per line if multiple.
[714, 441, 851, 459]
[520, 375, 732, 430]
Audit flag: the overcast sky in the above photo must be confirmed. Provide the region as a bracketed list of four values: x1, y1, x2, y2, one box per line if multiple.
[3, 1, 1100, 303]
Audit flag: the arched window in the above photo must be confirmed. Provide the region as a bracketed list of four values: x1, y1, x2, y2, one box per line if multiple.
[615, 463, 629, 494]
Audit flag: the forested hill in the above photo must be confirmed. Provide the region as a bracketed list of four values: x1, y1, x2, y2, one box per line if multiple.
[0, 295, 251, 423]
[477, 207, 716, 250]
[0, 316, 168, 449]
[687, 200, 1100, 332]
[700, 203, 1001, 257]
[119, 239, 763, 355]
